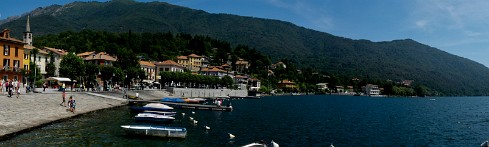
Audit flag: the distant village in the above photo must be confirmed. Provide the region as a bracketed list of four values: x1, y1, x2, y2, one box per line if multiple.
[0, 16, 417, 97]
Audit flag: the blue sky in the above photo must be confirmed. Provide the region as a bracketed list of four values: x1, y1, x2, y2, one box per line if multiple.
[1, 0, 489, 67]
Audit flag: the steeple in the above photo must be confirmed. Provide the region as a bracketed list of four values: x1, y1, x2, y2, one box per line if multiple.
[23, 16, 32, 45]
[26, 16, 31, 33]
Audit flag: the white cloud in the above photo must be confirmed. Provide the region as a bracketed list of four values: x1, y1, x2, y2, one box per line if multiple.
[411, 0, 489, 37]
[265, 0, 333, 30]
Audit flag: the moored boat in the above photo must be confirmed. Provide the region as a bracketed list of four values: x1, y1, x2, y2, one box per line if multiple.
[161, 97, 186, 103]
[130, 103, 174, 112]
[121, 125, 187, 138]
[143, 110, 176, 116]
[135, 113, 175, 123]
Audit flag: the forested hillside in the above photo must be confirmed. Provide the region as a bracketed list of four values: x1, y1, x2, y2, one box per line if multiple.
[2, 0, 489, 95]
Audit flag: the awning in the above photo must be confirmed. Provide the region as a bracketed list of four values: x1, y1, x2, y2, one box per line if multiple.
[45, 77, 71, 82]
[142, 80, 154, 83]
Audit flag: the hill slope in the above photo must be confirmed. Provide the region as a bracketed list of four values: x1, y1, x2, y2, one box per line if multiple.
[1, 0, 489, 95]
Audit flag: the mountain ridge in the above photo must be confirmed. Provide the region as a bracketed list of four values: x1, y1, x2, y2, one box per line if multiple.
[1, 0, 489, 95]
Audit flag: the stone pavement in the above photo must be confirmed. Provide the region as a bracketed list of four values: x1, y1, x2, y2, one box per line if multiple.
[0, 87, 171, 140]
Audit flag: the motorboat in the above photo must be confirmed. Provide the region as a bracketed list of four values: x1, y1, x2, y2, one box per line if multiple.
[121, 125, 186, 138]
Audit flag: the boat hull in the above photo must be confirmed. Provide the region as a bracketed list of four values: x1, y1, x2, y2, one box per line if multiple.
[121, 125, 186, 138]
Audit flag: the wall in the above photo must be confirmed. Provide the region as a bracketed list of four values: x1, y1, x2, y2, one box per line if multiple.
[168, 87, 248, 97]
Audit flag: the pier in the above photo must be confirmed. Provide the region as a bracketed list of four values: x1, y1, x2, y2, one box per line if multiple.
[129, 100, 233, 111]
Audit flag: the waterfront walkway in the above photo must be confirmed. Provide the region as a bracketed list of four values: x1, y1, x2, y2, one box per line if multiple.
[0, 88, 171, 140]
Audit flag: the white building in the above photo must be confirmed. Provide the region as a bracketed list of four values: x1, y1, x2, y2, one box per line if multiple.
[365, 84, 380, 96]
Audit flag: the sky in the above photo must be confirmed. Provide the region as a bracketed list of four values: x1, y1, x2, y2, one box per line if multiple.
[1, 0, 489, 67]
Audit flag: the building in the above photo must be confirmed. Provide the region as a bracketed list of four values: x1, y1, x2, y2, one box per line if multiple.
[316, 83, 328, 90]
[200, 67, 233, 79]
[277, 79, 296, 89]
[155, 60, 184, 73]
[365, 84, 380, 96]
[139, 60, 156, 81]
[248, 78, 261, 91]
[176, 54, 202, 71]
[42, 47, 68, 77]
[28, 46, 49, 78]
[235, 59, 249, 73]
[0, 29, 25, 82]
[80, 52, 116, 66]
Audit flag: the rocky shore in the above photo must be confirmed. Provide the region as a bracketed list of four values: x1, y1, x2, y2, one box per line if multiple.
[0, 88, 171, 140]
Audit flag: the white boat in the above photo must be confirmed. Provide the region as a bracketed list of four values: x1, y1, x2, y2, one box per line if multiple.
[144, 103, 174, 110]
[135, 113, 175, 123]
[121, 125, 186, 138]
[242, 143, 266, 147]
[143, 110, 176, 116]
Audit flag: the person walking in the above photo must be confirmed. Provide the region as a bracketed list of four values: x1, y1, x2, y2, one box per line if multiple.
[60, 90, 66, 107]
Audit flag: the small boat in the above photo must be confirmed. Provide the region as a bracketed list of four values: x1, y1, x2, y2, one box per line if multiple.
[161, 97, 186, 103]
[143, 110, 176, 116]
[130, 103, 174, 112]
[121, 125, 187, 138]
[242, 143, 266, 147]
[135, 113, 175, 123]
[183, 98, 206, 104]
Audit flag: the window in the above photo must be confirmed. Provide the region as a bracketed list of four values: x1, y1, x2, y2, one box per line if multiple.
[24, 53, 28, 59]
[165, 68, 170, 71]
[13, 60, 19, 69]
[14, 47, 18, 57]
[24, 64, 28, 70]
[3, 59, 9, 70]
[45, 57, 48, 62]
[3, 75, 7, 81]
[38, 56, 40, 62]
[3, 44, 9, 56]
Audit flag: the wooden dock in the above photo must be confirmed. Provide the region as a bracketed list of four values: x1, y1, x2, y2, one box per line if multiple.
[128, 100, 233, 111]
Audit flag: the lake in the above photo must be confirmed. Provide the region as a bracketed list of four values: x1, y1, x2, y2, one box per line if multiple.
[1, 95, 489, 146]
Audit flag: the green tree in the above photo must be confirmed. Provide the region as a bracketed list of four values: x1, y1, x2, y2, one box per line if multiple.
[221, 75, 234, 88]
[59, 53, 85, 82]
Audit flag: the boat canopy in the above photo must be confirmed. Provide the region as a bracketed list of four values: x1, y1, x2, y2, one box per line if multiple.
[161, 97, 185, 103]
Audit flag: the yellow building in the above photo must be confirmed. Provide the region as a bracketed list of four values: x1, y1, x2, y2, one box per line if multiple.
[176, 54, 202, 71]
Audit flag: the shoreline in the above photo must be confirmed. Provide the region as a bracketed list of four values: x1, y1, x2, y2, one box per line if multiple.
[0, 88, 171, 141]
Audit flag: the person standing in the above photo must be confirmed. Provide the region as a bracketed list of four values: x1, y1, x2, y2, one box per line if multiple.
[68, 96, 76, 113]
[60, 90, 66, 107]
[62, 83, 66, 92]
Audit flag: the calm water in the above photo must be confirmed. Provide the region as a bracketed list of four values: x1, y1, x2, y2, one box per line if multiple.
[2, 95, 489, 146]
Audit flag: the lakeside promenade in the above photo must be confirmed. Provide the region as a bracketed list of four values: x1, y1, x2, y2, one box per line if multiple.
[0, 87, 171, 140]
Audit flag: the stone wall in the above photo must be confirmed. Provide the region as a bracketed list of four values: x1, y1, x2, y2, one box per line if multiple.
[167, 87, 247, 97]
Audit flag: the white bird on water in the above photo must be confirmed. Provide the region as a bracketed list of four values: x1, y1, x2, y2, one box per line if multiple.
[182, 112, 185, 116]
[192, 111, 195, 114]
[271, 140, 279, 147]
[189, 117, 194, 120]
[228, 133, 235, 139]
[205, 126, 210, 130]
[193, 120, 198, 124]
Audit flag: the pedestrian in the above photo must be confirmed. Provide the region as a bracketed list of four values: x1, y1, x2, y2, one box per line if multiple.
[60, 90, 66, 107]
[16, 87, 20, 98]
[68, 96, 76, 113]
[43, 82, 47, 92]
[62, 83, 66, 92]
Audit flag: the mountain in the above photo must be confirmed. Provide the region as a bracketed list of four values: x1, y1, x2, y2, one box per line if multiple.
[1, 0, 489, 95]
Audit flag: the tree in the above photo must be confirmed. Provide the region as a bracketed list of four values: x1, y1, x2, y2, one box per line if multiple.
[221, 75, 234, 88]
[59, 53, 85, 82]
[27, 61, 42, 87]
[45, 52, 56, 77]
